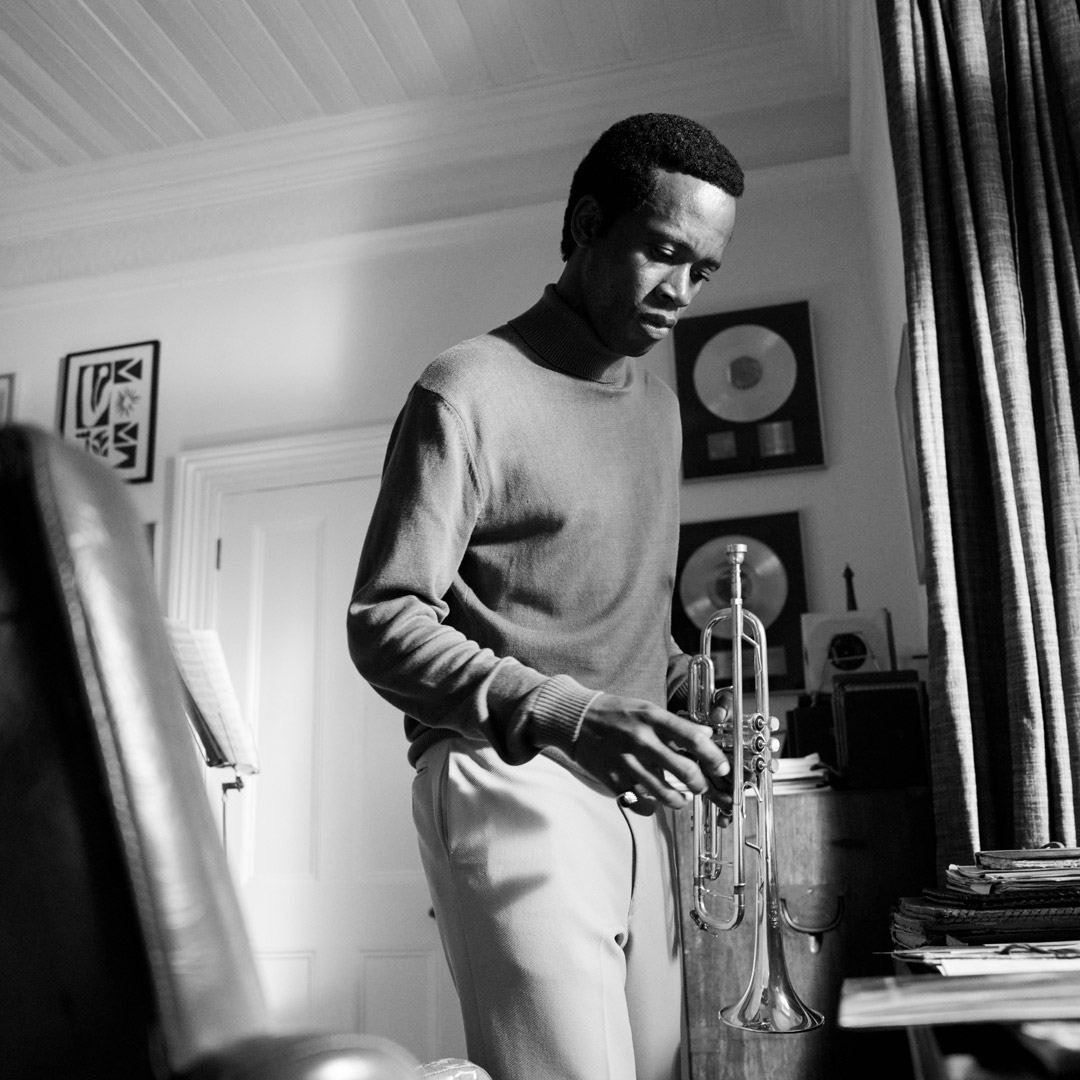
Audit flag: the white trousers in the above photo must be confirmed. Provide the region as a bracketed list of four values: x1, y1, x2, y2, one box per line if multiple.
[412, 737, 684, 1080]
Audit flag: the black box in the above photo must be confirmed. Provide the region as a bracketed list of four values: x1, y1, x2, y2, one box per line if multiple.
[831, 670, 928, 789]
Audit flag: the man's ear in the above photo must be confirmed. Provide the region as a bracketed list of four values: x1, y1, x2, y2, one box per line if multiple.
[569, 195, 605, 249]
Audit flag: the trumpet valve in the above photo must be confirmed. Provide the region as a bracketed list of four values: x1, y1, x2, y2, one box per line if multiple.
[748, 725, 781, 756]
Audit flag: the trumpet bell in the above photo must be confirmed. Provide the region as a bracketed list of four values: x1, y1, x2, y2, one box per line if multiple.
[721, 993, 824, 1034]
[719, 818, 824, 1033]
[719, 964, 824, 1033]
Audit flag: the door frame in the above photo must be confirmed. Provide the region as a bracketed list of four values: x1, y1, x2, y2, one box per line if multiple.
[164, 422, 469, 1054]
[167, 424, 392, 626]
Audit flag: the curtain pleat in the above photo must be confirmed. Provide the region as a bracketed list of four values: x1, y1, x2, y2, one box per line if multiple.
[1019, 1, 1080, 840]
[877, 0, 1080, 870]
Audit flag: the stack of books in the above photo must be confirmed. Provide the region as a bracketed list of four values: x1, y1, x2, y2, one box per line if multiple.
[891, 847, 1080, 948]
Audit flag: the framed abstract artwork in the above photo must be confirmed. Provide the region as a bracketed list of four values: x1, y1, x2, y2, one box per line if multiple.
[59, 341, 160, 483]
[672, 510, 808, 691]
[674, 301, 825, 480]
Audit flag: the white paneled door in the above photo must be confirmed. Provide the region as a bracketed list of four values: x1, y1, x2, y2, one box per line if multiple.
[172, 431, 465, 1064]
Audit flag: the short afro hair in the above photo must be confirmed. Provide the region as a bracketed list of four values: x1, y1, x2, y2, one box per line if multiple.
[560, 113, 744, 261]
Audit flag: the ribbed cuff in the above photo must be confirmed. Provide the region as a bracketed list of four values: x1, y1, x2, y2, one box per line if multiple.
[528, 674, 601, 756]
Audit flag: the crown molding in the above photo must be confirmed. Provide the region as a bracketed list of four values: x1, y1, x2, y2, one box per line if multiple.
[0, 35, 843, 241]
[0, 199, 562, 310]
[0, 82, 849, 291]
[0, 18, 852, 290]
[0, 152, 862, 306]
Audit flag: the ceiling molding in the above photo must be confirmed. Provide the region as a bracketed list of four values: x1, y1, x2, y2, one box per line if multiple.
[0, 5, 853, 290]
[0, 200, 563, 311]
[0, 153, 862, 309]
[0, 34, 843, 237]
[0, 86, 849, 291]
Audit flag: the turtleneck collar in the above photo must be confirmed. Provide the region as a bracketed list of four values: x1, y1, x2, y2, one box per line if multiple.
[508, 284, 632, 387]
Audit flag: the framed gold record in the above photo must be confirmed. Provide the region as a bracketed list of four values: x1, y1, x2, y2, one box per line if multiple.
[674, 301, 824, 479]
[672, 511, 807, 690]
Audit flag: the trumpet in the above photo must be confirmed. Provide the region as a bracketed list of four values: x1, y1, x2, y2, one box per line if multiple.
[687, 542, 830, 1034]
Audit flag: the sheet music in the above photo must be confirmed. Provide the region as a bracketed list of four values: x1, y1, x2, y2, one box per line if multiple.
[165, 619, 259, 774]
[895, 941, 1080, 976]
[774, 752, 831, 792]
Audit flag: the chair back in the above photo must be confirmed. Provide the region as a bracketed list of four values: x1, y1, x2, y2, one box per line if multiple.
[0, 425, 268, 1076]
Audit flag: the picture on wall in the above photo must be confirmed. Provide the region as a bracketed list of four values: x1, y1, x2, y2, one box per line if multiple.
[59, 341, 160, 484]
[673, 301, 824, 480]
[0, 373, 13, 425]
[672, 510, 807, 691]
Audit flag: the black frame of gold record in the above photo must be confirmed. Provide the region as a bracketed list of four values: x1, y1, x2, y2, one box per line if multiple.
[671, 511, 807, 691]
[674, 301, 824, 480]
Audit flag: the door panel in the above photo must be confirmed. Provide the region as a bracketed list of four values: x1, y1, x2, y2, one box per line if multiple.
[211, 475, 464, 1060]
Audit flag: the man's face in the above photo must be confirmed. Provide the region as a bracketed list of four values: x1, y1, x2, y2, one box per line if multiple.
[572, 169, 738, 357]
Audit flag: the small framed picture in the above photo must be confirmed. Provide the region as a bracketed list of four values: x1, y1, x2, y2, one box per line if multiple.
[672, 511, 808, 691]
[59, 341, 160, 483]
[674, 301, 825, 480]
[0, 373, 13, 425]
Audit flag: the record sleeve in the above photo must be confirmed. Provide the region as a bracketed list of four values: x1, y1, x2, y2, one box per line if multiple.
[674, 302, 825, 480]
[801, 610, 897, 695]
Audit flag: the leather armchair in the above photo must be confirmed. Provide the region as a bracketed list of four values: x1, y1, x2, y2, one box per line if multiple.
[0, 425, 432, 1079]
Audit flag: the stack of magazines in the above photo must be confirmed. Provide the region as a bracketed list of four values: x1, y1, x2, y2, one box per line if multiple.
[891, 847, 1080, 948]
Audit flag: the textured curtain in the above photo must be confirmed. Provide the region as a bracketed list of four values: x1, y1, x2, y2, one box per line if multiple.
[876, 0, 1080, 869]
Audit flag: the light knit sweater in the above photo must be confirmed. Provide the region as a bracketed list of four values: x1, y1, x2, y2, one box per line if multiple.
[348, 285, 689, 768]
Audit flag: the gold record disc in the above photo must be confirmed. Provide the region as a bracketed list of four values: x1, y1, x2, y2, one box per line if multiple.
[679, 535, 789, 630]
[692, 323, 797, 423]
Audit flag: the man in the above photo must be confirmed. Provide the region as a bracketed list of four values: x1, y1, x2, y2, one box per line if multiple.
[348, 113, 742, 1080]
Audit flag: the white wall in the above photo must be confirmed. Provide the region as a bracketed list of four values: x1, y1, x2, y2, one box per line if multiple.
[0, 136, 926, 685]
[666, 159, 921, 649]
[0, 204, 560, 524]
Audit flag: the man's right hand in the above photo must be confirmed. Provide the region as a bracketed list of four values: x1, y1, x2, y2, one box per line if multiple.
[572, 692, 732, 815]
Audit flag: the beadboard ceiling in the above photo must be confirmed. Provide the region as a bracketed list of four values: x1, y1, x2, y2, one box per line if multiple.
[0, 0, 853, 287]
